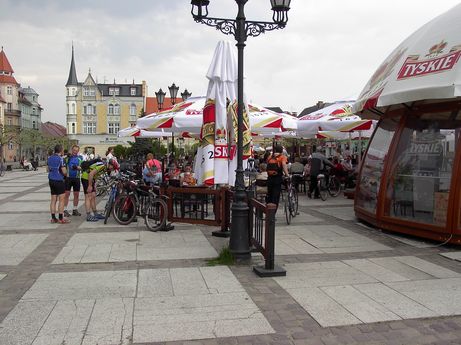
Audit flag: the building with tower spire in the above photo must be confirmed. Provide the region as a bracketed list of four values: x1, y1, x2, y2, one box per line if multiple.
[0, 46, 21, 161]
[65, 45, 147, 155]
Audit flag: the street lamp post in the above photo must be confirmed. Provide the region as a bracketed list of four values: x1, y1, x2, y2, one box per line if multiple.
[168, 83, 180, 105]
[191, 0, 291, 260]
[181, 89, 192, 101]
[155, 88, 166, 111]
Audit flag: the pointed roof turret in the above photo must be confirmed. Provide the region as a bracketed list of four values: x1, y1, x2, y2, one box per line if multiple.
[0, 46, 14, 73]
[0, 47, 18, 85]
[66, 44, 78, 87]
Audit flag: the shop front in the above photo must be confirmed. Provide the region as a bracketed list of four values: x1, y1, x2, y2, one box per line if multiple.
[355, 103, 461, 243]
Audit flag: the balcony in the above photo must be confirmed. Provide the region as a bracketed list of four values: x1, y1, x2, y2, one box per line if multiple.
[5, 109, 21, 117]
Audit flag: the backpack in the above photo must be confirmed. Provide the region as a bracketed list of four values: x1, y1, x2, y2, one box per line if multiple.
[266, 156, 282, 176]
[81, 158, 102, 172]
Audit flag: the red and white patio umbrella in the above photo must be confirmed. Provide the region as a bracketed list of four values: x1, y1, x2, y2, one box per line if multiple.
[249, 104, 298, 134]
[353, 3, 461, 114]
[297, 101, 373, 137]
[118, 125, 198, 139]
[136, 97, 205, 133]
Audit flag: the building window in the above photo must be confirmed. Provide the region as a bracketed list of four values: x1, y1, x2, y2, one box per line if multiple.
[130, 87, 136, 96]
[33, 108, 36, 115]
[108, 122, 120, 134]
[130, 104, 137, 116]
[8, 141, 13, 150]
[7, 86, 12, 95]
[109, 87, 120, 96]
[6, 118, 12, 125]
[7, 103, 12, 111]
[72, 103, 75, 114]
[83, 122, 96, 134]
[71, 123, 76, 134]
[32, 121, 36, 129]
[108, 104, 114, 114]
[114, 104, 120, 115]
[83, 87, 95, 97]
[84, 104, 94, 115]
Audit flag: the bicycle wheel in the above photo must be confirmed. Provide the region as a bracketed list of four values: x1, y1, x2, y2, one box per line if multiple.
[144, 197, 167, 232]
[319, 180, 328, 201]
[104, 192, 115, 224]
[284, 198, 291, 225]
[113, 194, 136, 225]
[96, 176, 110, 197]
[290, 189, 298, 217]
[328, 176, 341, 197]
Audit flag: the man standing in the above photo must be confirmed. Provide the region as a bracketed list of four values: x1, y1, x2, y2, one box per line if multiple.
[309, 145, 334, 198]
[64, 145, 83, 217]
[266, 145, 289, 209]
[47, 144, 70, 224]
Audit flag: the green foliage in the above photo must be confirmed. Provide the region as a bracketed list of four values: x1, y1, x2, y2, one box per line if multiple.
[113, 145, 127, 159]
[207, 246, 235, 266]
[126, 138, 154, 159]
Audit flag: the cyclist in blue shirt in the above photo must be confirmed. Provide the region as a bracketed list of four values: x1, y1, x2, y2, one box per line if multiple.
[64, 144, 83, 217]
[47, 144, 69, 224]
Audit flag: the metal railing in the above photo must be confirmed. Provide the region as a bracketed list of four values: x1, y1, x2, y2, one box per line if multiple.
[249, 198, 286, 277]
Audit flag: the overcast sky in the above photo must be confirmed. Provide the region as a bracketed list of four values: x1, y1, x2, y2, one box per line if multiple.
[1, 0, 460, 125]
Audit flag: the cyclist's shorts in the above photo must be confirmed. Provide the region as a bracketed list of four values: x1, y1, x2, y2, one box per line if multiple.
[81, 179, 95, 194]
[65, 177, 81, 192]
[49, 180, 65, 196]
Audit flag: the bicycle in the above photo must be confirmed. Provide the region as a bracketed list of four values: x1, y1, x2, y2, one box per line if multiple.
[284, 176, 298, 225]
[96, 172, 111, 197]
[0, 161, 5, 177]
[328, 174, 342, 197]
[113, 181, 168, 231]
[103, 172, 132, 224]
[317, 173, 329, 201]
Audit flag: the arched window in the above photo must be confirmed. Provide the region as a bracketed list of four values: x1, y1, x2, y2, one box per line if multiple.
[114, 104, 120, 115]
[108, 104, 114, 114]
[130, 104, 136, 116]
[87, 104, 94, 114]
[72, 103, 76, 114]
[71, 123, 76, 134]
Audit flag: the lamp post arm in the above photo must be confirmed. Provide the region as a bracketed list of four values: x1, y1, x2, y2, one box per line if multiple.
[194, 17, 285, 40]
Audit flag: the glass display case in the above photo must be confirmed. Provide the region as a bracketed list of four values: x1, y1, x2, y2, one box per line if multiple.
[354, 106, 461, 244]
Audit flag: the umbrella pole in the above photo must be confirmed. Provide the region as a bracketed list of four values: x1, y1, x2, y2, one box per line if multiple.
[172, 132, 175, 159]
[358, 130, 362, 166]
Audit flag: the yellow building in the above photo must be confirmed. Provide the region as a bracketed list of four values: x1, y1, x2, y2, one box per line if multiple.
[65, 46, 147, 156]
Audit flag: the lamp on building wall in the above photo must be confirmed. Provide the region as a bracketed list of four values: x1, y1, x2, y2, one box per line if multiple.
[155, 88, 166, 111]
[168, 83, 180, 105]
[181, 89, 192, 101]
[191, 0, 291, 260]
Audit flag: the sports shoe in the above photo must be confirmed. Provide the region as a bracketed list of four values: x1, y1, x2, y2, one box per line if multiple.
[72, 210, 81, 216]
[50, 218, 58, 223]
[58, 218, 71, 224]
[94, 213, 105, 220]
[63, 210, 71, 217]
[86, 215, 99, 222]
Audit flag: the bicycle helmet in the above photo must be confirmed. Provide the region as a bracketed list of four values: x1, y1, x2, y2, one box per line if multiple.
[108, 158, 120, 170]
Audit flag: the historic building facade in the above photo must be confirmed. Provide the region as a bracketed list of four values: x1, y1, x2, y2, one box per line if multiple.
[65, 47, 146, 156]
[0, 47, 21, 161]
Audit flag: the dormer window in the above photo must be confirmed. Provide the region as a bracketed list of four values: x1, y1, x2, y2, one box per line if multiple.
[109, 87, 120, 96]
[83, 87, 95, 96]
[130, 87, 136, 96]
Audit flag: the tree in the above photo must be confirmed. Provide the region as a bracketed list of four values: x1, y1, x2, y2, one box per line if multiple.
[126, 138, 154, 160]
[0, 125, 17, 161]
[113, 144, 127, 159]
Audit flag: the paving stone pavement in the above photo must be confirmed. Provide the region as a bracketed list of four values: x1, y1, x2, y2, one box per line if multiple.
[1, 170, 461, 344]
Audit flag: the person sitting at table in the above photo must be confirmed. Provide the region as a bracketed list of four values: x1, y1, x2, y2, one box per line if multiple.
[180, 165, 196, 186]
[255, 163, 268, 198]
[166, 162, 181, 180]
[143, 153, 162, 185]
